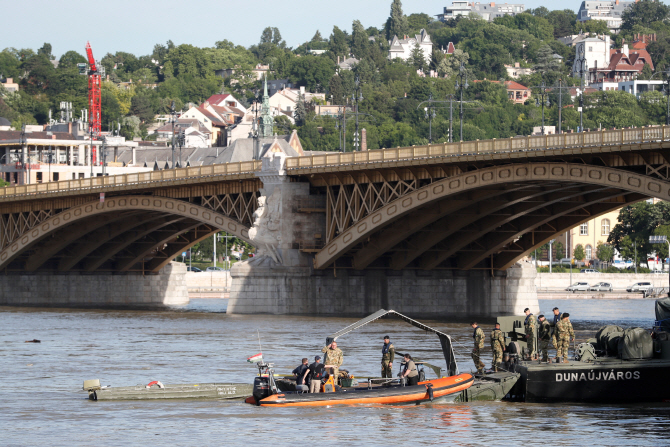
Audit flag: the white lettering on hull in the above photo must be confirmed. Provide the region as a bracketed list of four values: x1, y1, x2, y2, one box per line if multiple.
[555, 370, 641, 382]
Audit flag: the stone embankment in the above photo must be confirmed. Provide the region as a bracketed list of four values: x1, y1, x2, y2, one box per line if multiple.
[185, 270, 231, 298]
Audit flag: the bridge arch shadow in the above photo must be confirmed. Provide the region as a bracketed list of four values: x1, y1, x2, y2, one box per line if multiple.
[315, 163, 670, 271]
[0, 196, 253, 274]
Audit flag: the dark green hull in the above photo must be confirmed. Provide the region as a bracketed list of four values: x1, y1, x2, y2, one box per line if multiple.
[514, 358, 670, 403]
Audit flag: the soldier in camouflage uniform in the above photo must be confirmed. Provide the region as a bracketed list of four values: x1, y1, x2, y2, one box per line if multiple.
[381, 336, 395, 378]
[490, 322, 505, 372]
[524, 308, 537, 360]
[538, 315, 551, 363]
[555, 313, 575, 363]
[550, 307, 563, 356]
[322, 341, 344, 385]
[470, 322, 485, 374]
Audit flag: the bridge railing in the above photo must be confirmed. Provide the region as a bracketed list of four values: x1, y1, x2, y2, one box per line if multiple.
[0, 160, 261, 198]
[286, 125, 670, 169]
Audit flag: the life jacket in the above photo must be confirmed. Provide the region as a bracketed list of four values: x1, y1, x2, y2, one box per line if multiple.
[310, 362, 325, 381]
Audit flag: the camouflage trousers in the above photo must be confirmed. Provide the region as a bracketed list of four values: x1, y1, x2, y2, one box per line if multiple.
[491, 347, 503, 369]
[472, 348, 485, 371]
[526, 335, 536, 357]
[539, 339, 550, 360]
[557, 337, 571, 359]
[381, 361, 393, 378]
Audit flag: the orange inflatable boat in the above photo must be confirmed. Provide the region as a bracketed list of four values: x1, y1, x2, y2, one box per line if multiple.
[248, 373, 474, 406]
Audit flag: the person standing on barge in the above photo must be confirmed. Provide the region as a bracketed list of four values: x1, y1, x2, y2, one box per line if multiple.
[381, 336, 395, 378]
[322, 341, 343, 385]
[471, 322, 485, 374]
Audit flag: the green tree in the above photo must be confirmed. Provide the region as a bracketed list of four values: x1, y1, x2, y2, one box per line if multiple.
[407, 13, 434, 34]
[596, 242, 615, 262]
[351, 20, 369, 60]
[533, 44, 562, 78]
[130, 95, 154, 122]
[547, 10, 577, 39]
[622, 0, 670, 32]
[574, 244, 585, 262]
[37, 43, 54, 60]
[638, 63, 654, 80]
[386, 0, 410, 40]
[294, 93, 307, 126]
[58, 51, 87, 70]
[289, 55, 335, 92]
[409, 43, 426, 70]
[328, 26, 350, 62]
[437, 49, 469, 78]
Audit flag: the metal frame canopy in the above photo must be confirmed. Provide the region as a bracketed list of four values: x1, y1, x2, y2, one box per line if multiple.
[327, 309, 459, 376]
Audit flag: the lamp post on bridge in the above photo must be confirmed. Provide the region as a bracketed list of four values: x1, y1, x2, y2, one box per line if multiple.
[575, 45, 588, 133]
[424, 93, 437, 144]
[170, 100, 176, 169]
[649, 235, 670, 297]
[533, 81, 550, 135]
[456, 62, 469, 142]
[651, 68, 670, 125]
[352, 76, 363, 151]
[549, 238, 555, 273]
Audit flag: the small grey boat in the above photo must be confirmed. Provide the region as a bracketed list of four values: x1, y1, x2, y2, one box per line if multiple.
[83, 379, 253, 401]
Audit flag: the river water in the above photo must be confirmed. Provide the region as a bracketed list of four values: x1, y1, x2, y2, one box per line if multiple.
[2, 298, 669, 446]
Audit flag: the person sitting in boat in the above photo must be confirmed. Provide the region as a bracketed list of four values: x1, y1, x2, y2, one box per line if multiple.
[302, 356, 325, 393]
[292, 358, 310, 390]
[400, 354, 420, 386]
[321, 341, 344, 386]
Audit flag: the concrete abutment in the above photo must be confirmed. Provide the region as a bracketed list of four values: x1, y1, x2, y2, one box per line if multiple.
[228, 260, 539, 318]
[0, 262, 189, 307]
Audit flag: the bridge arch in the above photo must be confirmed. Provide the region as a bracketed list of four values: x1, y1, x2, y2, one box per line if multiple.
[314, 163, 670, 271]
[0, 195, 253, 273]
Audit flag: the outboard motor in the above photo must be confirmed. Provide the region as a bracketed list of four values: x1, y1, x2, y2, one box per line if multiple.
[253, 376, 271, 405]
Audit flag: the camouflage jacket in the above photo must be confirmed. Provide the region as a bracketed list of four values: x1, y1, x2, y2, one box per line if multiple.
[322, 346, 343, 368]
[381, 343, 395, 363]
[556, 319, 575, 339]
[524, 314, 536, 335]
[490, 328, 505, 351]
[538, 320, 552, 340]
[473, 327, 485, 349]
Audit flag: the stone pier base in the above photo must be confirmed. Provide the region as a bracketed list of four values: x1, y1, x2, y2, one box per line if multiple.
[0, 262, 189, 307]
[228, 261, 538, 318]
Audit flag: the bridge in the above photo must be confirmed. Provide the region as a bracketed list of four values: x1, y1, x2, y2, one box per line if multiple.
[1, 126, 669, 315]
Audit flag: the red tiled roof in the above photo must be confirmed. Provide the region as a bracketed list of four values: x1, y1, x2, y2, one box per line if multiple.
[504, 81, 530, 90]
[446, 42, 455, 55]
[206, 94, 231, 106]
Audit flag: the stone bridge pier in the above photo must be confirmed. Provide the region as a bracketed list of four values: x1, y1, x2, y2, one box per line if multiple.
[228, 153, 539, 318]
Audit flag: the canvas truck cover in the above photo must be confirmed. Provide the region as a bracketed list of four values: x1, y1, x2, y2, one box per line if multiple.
[618, 327, 654, 360]
[596, 325, 624, 350]
[656, 297, 670, 330]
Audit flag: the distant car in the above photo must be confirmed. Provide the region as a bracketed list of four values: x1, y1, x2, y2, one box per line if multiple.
[205, 266, 225, 272]
[187, 267, 202, 272]
[559, 258, 572, 265]
[589, 282, 613, 292]
[627, 282, 653, 293]
[580, 269, 600, 273]
[566, 282, 590, 292]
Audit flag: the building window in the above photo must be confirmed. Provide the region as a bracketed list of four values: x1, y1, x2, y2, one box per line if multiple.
[601, 218, 610, 236]
[586, 244, 593, 259]
[580, 223, 588, 235]
[36, 172, 43, 183]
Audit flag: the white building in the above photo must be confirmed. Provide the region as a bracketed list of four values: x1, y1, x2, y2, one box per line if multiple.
[572, 36, 611, 82]
[389, 29, 432, 65]
[505, 63, 533, 79]
[437, 2, 525, 22]
[576, 0, 635, 34]
[616, 79, 665, 96]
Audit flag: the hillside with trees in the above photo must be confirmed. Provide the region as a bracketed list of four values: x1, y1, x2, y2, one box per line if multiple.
[2, 0, 670, 149]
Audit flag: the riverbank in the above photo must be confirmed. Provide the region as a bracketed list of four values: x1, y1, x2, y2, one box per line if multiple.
[538, 292, 654, 300]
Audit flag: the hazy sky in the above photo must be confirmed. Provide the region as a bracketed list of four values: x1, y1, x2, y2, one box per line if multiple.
[2, 0, 585, 58]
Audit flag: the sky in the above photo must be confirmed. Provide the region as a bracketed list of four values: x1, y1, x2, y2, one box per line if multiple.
[2, 0, 586, 59]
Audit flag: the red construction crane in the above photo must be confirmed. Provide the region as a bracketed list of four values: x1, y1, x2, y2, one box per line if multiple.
[85, 41, 101, 164]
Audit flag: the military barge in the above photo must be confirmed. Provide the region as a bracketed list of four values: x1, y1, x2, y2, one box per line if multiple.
[83, 379, 253, 401]
[499, 297, 670, 403]
[247, 309, 520, 406]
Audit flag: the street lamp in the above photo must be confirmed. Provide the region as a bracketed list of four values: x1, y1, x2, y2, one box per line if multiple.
[352, 76, 363, 151]
[534, 81, 550, 135]
[89, 126, 94, 178]
[549, 238, 555, 273]
[20, 123, 28, 184]
[575, 45, 588, 132]
[651, 67, 670, 125]
[423, 93, 437, 144]
[170, 100, 176, 169]
[455, 62, 469, 141]
[650, 235, 670, 297]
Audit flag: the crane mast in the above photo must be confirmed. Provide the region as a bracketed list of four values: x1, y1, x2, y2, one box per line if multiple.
[85, 42, 101, 165]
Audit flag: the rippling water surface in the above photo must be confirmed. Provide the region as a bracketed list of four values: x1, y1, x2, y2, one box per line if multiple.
[1, 298, 669, 446]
